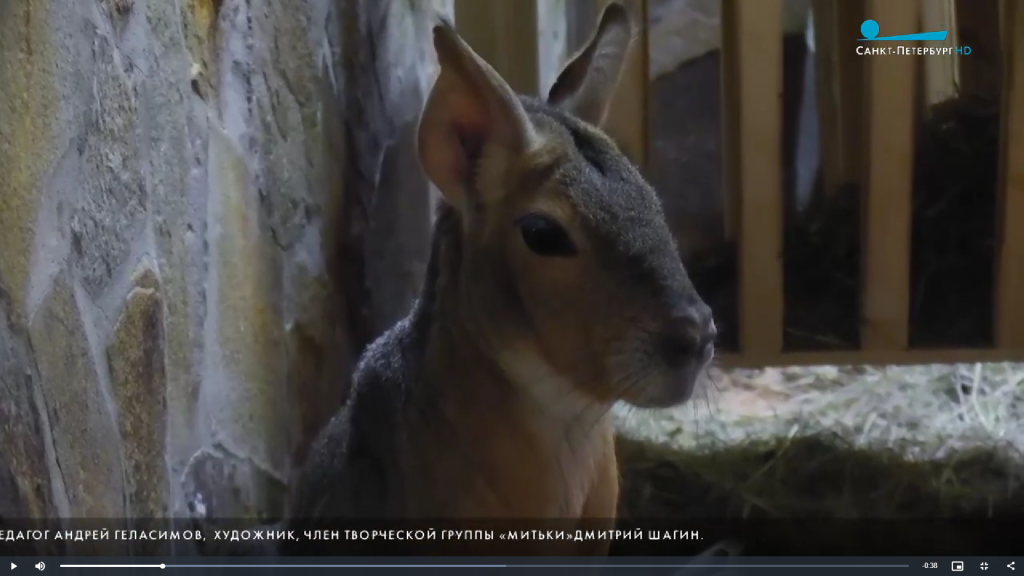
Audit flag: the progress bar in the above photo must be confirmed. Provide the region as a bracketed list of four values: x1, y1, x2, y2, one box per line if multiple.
[57, 564, 911, 569]
[59, 561, 164, 565]
[59, 561, 503, 565]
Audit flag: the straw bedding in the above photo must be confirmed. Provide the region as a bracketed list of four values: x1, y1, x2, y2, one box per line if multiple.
[611, 363, 1024, 555]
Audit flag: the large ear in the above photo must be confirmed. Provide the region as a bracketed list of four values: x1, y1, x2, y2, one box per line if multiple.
[546, 2, 634, 127]
[417, 17, 538, 211]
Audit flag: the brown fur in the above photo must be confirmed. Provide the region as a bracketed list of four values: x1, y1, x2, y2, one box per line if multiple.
[279, 2, 716, 556]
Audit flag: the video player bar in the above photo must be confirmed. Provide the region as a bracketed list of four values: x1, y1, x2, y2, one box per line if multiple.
[2, 556, 1020, 575]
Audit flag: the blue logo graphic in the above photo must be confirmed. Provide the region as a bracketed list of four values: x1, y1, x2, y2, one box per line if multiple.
[859, 19, 948, 41]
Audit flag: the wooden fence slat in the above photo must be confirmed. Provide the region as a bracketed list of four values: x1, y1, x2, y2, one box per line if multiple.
[810, 0, 842, 201]
[995, 0, 1024, 348]
[811, 0, 866, 201]
[921, 0, 957, 105]
[956, 0, 1003, 104]
[720, 3, 741, 243]
[454, 0, 541, 96]
[601, 0, 649, 173]
[721, 0, 785, 357]
[859, 0, 919, 352]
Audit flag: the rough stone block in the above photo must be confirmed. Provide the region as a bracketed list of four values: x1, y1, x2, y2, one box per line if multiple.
[0, 455, 28, 522]
[180, 0, 221, 102]
[143, 0, 207, 514]
[284, 261, 348, 465]
[0, 1, 62, 327]
[345, 0, 442, 337]
[106, 265, 170, 553]
[252, 1, 335, 252]
[254, 84, 314, 251]
[366, 125, 434, 334]
[71, 32, 147, 297]
[28, 270, 126, 520]
[206, 126, 290, 482]
[0, 291, 58, 524]
[0, 456, 37, 555]
[182, 446, 287, 521]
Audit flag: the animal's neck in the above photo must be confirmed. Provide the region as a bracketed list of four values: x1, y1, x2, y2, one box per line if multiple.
[399, 202, 614, 517]
[409, 201, 612, 452]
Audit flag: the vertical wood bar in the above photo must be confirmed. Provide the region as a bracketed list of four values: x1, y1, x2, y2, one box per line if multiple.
[721, 3, 741, 243]
[955, 0, 1003, 104]
[995, 0, 1024, 348]
[999, 0, 1006, 39]
[920, 0, 957, 105]
[454, 0, 541, 96]
[860, 0, 919, 351]
[811, 0, 865, 200]
[811, 0, 843, 200]
[601, 0, 649, 173]
[836, 0, 865, 199]
[721, 0, 785, 357]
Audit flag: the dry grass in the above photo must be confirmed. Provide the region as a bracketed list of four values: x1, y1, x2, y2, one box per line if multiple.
[610, 363, 1024, 553]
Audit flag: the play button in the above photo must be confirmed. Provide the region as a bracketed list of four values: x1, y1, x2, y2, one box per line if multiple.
[10, 563, 15, 570]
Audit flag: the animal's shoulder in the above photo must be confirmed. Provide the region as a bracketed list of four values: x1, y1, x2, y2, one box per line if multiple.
[351, 314, 422, 396]
[285, 315, 421, 526]
[329, 313, 423, 462]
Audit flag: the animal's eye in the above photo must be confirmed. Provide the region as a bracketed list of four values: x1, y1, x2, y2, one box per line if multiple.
[516, 214, 578, 257]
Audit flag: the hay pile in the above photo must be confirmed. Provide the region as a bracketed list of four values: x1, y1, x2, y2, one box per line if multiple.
[611, 363, 1024, 555]
[686, 94, 1001, 352]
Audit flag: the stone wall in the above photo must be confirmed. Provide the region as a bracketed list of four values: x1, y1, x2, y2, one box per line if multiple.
[0, 0, 446, 553]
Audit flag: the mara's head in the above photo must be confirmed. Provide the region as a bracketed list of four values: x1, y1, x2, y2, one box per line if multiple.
[417, 2, 715, 409]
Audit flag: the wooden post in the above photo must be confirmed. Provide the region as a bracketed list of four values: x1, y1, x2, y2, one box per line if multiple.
[721, 0, 785, 358]
[600, 0, 649, 173]
[860, 0, 919, 351]
[920, 0, 957, 105]
[811, 0, 866, 200]
[721, 4, 741, 243]
[955, 0, 1003, 104]
[454, 0, 541, 96]
[811, 0, 842, 201]
[995, 0, 1024, 349]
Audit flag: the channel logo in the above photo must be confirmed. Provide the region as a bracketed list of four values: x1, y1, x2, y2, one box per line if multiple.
[858, 19, 948, 42]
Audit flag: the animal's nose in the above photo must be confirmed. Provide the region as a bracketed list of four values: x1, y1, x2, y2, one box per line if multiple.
[659, 302, 716, 366]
